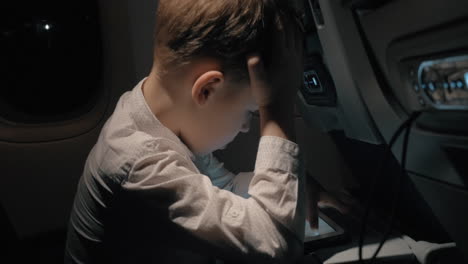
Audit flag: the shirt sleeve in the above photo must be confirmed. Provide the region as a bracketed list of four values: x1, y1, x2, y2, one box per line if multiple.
[122, 136, 305, 263]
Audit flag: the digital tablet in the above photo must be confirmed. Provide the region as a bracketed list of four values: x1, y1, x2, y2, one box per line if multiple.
[304, 211, 347, 251]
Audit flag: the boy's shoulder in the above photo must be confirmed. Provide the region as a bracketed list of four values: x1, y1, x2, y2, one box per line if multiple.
[92, 119, 194, 184]
[91, 82, 194, 176]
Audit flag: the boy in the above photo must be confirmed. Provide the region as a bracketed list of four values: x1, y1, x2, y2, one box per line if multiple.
[65, 0, 307, 263]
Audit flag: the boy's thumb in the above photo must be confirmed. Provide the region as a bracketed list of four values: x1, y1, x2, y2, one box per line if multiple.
[247, 53, 267, 85]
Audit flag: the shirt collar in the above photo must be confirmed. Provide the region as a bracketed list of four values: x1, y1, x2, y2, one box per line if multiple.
[129, 78, 195, 161]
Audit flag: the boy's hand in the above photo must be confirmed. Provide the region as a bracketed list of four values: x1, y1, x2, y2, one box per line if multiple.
[247, 15, 304, 141]
[306, 174, 357, 231]
[247, 15, 304, 108]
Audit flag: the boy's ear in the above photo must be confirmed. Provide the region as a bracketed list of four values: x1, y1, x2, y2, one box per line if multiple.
[191, 70, 224, 106]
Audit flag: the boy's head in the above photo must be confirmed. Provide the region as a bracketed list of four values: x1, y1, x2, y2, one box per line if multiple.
[153, 0, 301, 80]
[148, 0, 302, 155]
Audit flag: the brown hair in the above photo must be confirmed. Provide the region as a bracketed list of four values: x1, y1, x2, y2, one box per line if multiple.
[153, 0, 302, 81]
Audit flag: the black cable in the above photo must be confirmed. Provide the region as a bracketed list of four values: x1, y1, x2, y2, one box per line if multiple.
[368, 111, 421, 263]
[358, 117, 407, 263]
[358, 111, 421, 264]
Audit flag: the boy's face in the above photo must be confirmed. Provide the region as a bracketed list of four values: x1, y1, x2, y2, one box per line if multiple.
[184, 73, 258, 156]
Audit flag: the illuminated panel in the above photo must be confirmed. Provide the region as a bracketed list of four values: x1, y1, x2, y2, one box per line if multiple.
[418, 55, 468, 110]
[303, 70, 324, 94]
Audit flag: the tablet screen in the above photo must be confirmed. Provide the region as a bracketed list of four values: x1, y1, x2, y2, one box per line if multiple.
[305, 217, 335, 238]
[304, 212, 346, 248]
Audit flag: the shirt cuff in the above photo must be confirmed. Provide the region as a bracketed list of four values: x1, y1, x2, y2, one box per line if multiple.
[255, 136, 300, 174]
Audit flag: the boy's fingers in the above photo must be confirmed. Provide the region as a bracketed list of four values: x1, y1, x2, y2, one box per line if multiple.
[307, 186, 319, 231]
[318, 192, 350, 214]
[309, 201, 319, 231]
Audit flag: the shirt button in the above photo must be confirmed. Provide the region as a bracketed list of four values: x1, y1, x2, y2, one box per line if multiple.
[230, 210, 239, 218]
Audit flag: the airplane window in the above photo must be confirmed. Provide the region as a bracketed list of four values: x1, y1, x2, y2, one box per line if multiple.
[0, 1, 102, 124]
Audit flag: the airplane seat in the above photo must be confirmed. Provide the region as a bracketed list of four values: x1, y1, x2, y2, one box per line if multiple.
[1, 202, 18, 260]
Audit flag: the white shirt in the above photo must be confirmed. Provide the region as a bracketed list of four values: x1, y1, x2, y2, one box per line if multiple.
[65, 79, 305, 264]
